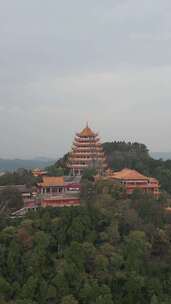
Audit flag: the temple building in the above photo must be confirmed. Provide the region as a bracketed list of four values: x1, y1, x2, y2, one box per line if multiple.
[32, 168, 47, 177]
[68, 124, 107, 175]
[37, 176, 81, 195]
[19, 176, 81, 212]
[104, 168, 160, 197]
[37, 176, 65, 195]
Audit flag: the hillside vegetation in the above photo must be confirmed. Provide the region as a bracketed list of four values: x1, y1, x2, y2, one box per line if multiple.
[1, 142, 171, 303]
[0, 187, 171, 304]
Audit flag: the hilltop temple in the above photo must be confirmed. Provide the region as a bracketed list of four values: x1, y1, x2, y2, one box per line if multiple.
[11, 125, 161, 216]
[68, 124, 107, 175]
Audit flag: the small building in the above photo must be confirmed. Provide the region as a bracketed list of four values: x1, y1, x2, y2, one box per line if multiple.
[32, 168, 47, 177]
[37, 176, 65, 195]
[104, 168, 160, 197]
[36, 176, 81, 208]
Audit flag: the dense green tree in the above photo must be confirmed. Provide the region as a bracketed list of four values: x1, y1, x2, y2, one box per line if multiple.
[124, 230, 151, 272]
[21, 275, 39, 300]
[46, 285, 57, 301]
[1, 177, 171, 304]
[61, 295, 78, 304]
[46, 165, 64, 177]
[150, 294, 159, 304]
[95, 285, 113, 304]
[0, 170, 38, 187]
[0, 188, 23, 215]
[0, 276, 11, 300]
[82, 168, 97, 181]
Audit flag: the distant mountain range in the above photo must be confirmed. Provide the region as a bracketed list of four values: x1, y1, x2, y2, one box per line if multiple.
[0, 158, 56, 172]
[150, 152, 171, 161]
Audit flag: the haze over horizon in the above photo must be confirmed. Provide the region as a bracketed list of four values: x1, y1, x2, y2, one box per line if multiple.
[0, 0, 171, 158]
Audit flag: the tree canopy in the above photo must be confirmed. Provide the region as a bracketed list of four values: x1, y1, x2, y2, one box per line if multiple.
[0, 185, 171, 303]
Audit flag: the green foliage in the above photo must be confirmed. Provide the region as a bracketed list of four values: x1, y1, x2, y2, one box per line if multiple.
[1, 186, 171, 304]
[46, 165, 64, 176]
[82, 168, 97, 181]
[46, 285, 57, 300]
[150, 295, 159, 304]
[103, 141, 149, 171]
[0, 188, 23, 215]
[0, 169, 38, 187]
[55, 153, 70, 175]
[1, 141, 169, 303]
[61, 295, 78, 304]
[0, 276, 11, 299]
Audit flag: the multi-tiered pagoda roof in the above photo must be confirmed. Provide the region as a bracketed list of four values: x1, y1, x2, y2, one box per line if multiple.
[68, 124, 107, 175]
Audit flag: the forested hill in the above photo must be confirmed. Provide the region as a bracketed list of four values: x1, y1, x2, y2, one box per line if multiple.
[0, 188, 171, 304]
[103, 142, 150, 172]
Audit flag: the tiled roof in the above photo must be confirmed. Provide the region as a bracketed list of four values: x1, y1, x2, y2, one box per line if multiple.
[79, 125, 96, 137]
[38, 176, 64, 187]
[111, 168, 149, 180]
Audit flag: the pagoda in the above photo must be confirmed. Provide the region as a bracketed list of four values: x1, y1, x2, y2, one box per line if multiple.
[68, 124, 107, 175]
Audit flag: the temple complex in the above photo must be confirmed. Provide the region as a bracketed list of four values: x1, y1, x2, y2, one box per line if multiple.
[100, 168, 160, 197]
[68, 124, 107, 175]
[11, 124, 161, 216]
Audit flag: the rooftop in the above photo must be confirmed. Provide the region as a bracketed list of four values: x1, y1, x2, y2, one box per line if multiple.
[110, 168, 149, 180]
[78, 124, 96, 137]
[38, 176, 64, 187]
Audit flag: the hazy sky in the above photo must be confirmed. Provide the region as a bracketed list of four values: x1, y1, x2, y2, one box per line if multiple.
[0, 0, 171, 158]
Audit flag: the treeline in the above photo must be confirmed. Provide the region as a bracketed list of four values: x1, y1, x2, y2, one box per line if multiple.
[0, 188, 23, 215]
[103, 141, 150, 171]
[0, 184, 171, 304]
[103, 141, 149, 154]
[0, 170, 39, 187]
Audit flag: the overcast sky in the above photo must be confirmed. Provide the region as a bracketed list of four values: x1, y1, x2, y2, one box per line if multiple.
[0, 0, 171, 158]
